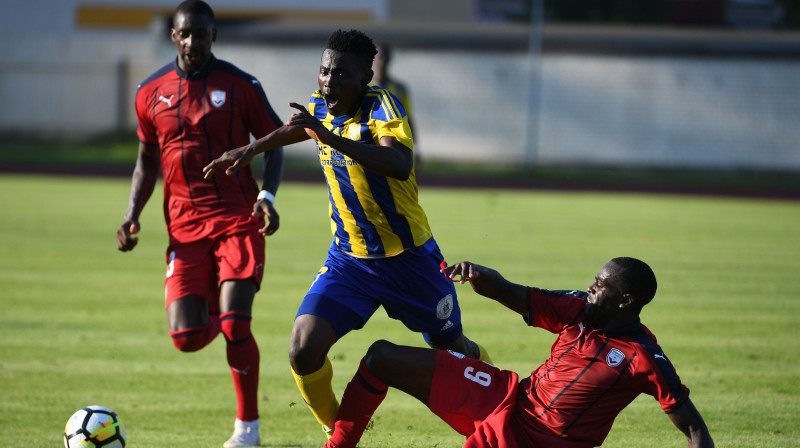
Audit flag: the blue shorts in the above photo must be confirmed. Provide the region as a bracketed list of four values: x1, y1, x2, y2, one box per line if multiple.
[296, 243, 462, 345]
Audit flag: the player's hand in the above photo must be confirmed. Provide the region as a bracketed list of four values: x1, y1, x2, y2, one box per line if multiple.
[252, 199, 280, 236]
[116, 220, 140, 252]
[286, 102, 330, 143]
[203, 144, 257, 179]
[442, 261, 482, 284]
[441, 261, 504, 297]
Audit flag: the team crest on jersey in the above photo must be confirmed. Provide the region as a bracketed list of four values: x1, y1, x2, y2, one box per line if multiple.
[210, 90, 226, 107]
[348, 124, 362, 141]
[606, 348, 625, 367]
[436, 294, 454, 319]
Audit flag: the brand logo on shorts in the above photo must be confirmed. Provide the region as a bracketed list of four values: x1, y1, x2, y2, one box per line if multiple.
[166, 251, 176, 278]
[210, 90, 226, 107]
[436, 294, 454, 319]
[606, 348, 625, 367]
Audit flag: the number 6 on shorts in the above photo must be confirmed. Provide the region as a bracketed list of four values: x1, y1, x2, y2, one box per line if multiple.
[464, 366, 492, 386]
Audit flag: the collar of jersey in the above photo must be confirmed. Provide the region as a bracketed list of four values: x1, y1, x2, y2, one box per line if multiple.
[592, 318, 643, 338]
[173, 54, 218, 80]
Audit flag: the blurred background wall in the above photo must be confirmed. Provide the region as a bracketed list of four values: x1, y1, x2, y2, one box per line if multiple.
[1, 0, 798, 170]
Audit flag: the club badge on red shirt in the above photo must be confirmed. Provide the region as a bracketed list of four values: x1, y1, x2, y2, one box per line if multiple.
[210, 90, 226, 107]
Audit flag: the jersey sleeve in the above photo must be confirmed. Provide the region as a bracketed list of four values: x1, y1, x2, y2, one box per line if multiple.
[372, 90, 413, 149]
[242, 77, 283, 139]
[526, 287, 588, 333]
[633, 346, 691, 413]
[134, 85, 158, 145]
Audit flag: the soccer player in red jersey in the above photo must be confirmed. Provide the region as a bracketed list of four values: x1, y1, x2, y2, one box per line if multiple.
[115, 1, 283, 446]
[323, 257, 715, 448]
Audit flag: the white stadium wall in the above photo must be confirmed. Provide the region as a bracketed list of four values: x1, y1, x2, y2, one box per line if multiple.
[1, 2, 798, 171]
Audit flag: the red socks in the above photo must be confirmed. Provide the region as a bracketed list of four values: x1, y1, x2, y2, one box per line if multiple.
[168, 312, 259, 421]
[325, 359, 388, 448]
[221, 311, 260, 421]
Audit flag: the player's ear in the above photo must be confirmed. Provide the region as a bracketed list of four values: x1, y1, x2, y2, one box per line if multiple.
[212, 27, 218, 42]
[363, 68, 374, 86]
[619, 293, 635, 310]
[170, 28, 179, 43]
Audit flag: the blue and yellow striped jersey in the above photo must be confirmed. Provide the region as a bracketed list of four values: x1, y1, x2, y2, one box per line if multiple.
[308, 86, 432, 257]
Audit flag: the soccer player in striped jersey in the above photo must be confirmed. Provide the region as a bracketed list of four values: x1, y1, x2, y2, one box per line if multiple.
[322, 257, 715, 448]
[203, 29, 492, 439]
[116, 2, 284, 446]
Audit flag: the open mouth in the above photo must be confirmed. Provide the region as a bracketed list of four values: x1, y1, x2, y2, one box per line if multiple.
[324, 93, 338, 111]
[184, 52, 202, 66]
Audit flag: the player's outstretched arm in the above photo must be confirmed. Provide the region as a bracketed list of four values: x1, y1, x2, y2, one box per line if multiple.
[442, 261, 530, 317]
[117, 142, 159, 252]
[203, 118, 308, 179]
[286, 102, 413, 180]
[667, 398, 715, 448]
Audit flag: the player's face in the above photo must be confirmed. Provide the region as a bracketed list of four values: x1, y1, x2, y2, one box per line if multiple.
[318, 49, 372, 117]
[171, 11, 216, 74]
[585, 262, 626, 327]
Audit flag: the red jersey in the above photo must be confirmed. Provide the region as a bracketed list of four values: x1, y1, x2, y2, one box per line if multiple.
[135, 56, 282, 240]
[512, 288, 690, 447]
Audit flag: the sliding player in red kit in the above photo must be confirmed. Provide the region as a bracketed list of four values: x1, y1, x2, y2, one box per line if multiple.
[323, 258, 715, 448]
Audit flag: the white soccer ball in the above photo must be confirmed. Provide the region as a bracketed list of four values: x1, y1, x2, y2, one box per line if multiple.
[63, 405, 127, 448]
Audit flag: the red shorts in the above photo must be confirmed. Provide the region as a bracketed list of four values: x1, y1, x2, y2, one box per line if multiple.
[429, 350, 522, 448]
[164, 229, 265, 315]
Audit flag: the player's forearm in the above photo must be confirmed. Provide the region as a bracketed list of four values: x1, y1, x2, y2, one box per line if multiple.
[485, 281, 530, 317]
[125, 146, 159, 221]
[261, 147, 284, 196]
[252, 125, 308, 155]
[686, 430, 714, 448]
[670, 399, 714, 448]
[326, 134, 412, 180]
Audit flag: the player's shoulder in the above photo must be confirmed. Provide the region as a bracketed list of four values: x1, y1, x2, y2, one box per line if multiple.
[212, 59, 262, 86]
[620, 323, 673, 366]
[364, 86, 407, 120]
[137, 61, 176, 92]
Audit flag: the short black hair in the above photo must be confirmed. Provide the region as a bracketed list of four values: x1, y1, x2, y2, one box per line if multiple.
[611, 257, 657, 310]
[175, 0, 215, 22]
[326, 29, 378, 68]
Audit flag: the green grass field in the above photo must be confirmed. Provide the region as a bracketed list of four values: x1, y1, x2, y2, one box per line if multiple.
[1, 173, 799, 447]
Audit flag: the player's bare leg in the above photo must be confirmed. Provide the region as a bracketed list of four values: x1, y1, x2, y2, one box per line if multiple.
[289, 314, 339, 436]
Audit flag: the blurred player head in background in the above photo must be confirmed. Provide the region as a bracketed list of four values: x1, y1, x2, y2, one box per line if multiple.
[373, 42, 392, 83]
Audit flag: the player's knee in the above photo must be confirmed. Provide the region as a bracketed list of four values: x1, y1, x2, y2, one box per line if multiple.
[363, 339, 397, 375]
[170, 329, 207, 352]
[220, 311, 252, 344]
[288, 340, 327, 374]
